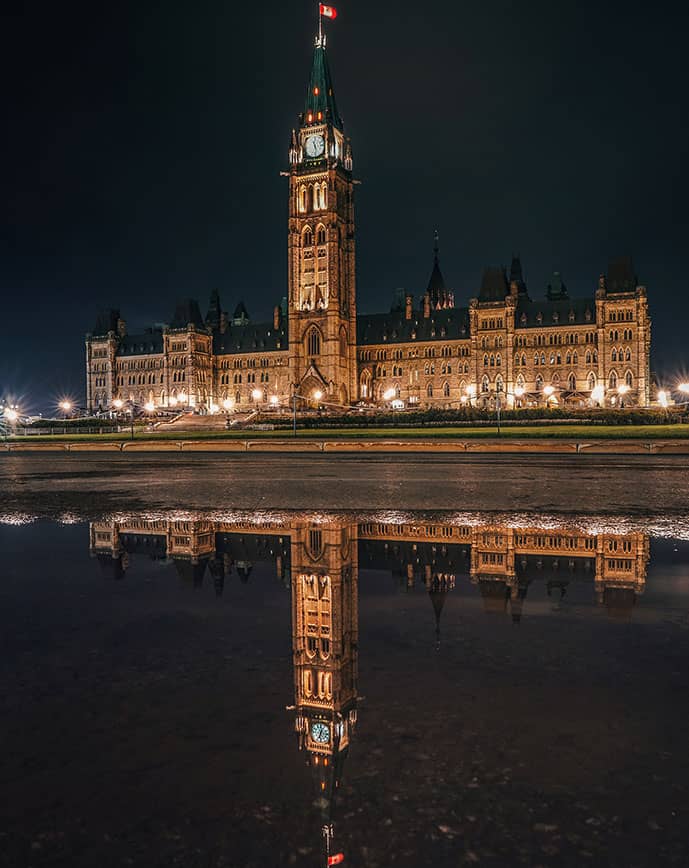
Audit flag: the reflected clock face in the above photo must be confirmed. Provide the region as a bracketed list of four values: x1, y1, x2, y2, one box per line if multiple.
[310, 721, 330, 743]
[305, 135, 325, 158]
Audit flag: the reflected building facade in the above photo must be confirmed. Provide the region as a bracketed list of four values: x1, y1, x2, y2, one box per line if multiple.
[89, 513, 649, 860]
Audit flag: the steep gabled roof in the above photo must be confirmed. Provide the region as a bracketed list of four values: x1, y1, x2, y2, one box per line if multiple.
[607, 256, 638, 293]
[170, 299, 206, 330]
[478, 267, 509, 302]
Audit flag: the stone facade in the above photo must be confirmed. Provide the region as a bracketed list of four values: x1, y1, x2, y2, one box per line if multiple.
[85, 30, 651, 414]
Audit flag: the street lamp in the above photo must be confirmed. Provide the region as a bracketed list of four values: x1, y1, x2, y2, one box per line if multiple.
[112, 398, 124, 411]
[59, 400, 73, 418]
[657, 389, 669, 409]
[222, 397, 235, 412]
[251, 388, 263, 403]
[144, 401, 155, 414]
[169, 396, 178, 408]
[617, 383, 630, 408]
[4, 408, 18, 423]
[270, 394, 279, 407]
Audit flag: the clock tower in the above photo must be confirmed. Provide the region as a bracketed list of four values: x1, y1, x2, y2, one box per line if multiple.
[287, 27, 357, 406]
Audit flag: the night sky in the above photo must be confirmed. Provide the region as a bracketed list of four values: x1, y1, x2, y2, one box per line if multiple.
[3, 0, 688, 412]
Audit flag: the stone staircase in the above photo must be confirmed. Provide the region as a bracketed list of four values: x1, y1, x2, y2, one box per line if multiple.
[151, 411, 258, 432]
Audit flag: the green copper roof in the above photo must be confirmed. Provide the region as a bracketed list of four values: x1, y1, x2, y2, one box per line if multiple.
[304, 38, 342, 129]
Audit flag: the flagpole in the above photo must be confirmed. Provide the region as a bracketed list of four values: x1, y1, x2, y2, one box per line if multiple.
[319, 10, 323, 44]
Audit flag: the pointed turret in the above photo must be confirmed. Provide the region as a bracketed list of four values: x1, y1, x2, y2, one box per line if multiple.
[303, 33, 342, 130]
[206, 288, 222, 330]
[425, 231, 454, 310]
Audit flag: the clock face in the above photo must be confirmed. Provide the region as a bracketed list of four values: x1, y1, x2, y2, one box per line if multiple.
[310, 721, 330, 744]
[305, 135, 325, 158]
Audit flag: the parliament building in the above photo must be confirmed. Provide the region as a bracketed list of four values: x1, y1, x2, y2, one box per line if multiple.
[85, 28, 652, 414]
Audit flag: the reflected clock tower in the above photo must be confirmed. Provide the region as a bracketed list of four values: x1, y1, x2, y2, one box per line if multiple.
[289, 519, 359, 860]
[287, 27, 357, 406]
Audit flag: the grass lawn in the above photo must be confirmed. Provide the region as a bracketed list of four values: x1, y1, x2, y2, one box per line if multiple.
[4, 424, 689, 442]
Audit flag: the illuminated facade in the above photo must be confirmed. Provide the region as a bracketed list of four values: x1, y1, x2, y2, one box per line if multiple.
[85, 28, 652, 414]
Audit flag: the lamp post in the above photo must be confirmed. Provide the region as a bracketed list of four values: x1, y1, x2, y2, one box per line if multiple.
[617, 383, 630, 408]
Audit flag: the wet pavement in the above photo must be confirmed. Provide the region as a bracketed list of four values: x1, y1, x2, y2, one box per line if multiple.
[1, 460, 689, 866]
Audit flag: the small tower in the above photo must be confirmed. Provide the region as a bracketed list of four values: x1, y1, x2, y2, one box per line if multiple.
[425, 231, 454, 310]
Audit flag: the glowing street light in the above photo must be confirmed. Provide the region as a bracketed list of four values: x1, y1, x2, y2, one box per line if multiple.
[678, 383, 689, 395]
[466, 385, 477, 397]
[4, 408, 19, 423]
[112, 398, 124, 411]
[383, 388, 396, 402]
[269, 394, 280, 406]
[169, 396, 178, 407]
[178, 391, 188, 404]
[617, 384, 630, 396]
[312, 390, 323, 402]
[222, 397, 235, 411]
[208, 402, 219, 415]
[59, 400, 73, 416]
[591, 385, 605, 405]
[514, 386, 525, 398]
[543, 385, 555, 398]
[251, 388, 263, 402]
[144, 401, 155, 413]
[658, 389, 669, 409]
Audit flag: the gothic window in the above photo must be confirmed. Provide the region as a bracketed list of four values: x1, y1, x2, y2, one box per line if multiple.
[516, 373, 526, 390]
[495, 375, 504, 393]
[586, 351, 591, 365]
[316, 225, 326, 245]
[611, 348, 617, 362]
[609, 371, 618, 389]
[427, 383, 434, 398]
[593, 350, 598, 364]
[625, 370, 633, 388]
[303, 225, 313, 246]
[306, 327, 321, 357]
[566, 352, 571, 365]
[443, 381, 450, 397]
[536, 375, 544, 392]
[481, 375, 490, 393]
[490, 354, 495, 367]
[484, 354, 489, 367]
[534, 353, 539, 366]
[588, 372, 597, 391]
[573, 351, 578, 365]
[625, 347, 631, 361]
[307, 529, 324, 560]
[299, 186, 307, 213]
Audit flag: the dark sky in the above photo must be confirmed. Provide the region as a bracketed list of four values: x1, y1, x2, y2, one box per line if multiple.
[2, 0, 688, 412]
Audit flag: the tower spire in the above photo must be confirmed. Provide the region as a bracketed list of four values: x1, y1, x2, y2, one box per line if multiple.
[304, 20, 342, 129]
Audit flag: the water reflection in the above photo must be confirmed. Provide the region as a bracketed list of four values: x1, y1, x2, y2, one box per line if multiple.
[87, 513, 651, 864]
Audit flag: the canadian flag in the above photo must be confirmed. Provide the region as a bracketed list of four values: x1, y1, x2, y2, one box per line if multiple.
[320, 4, 337, 19]
[327, 855, 345, 866]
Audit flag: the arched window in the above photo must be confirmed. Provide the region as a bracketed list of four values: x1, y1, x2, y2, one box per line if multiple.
[541, 353, 546, 366]
[588, 372, 596, 391]
[496, 354, 502, 367]
[481, 375, 490, 393]
[516, 373, 525, 390]
[573, 351, 578, 365]
[536, 375, 544, 392]
[568, 373, 576, 391]
[586, 350, 591, 364]
[625, 370, 633, 388]
[320, 182, 328, 210]
[484, 354, 489, 367]
[625, 347, 631, 361]
[495, 375, 504, 393]
[609, 371, 618, 389]
[611, 348, 617, 362]
[427, 383, 434, 398]
[490, 354, 495, 367]
[443, 381, 450, 397]
[316, 225, 326, 245]
[303, 226, 313, 247]
[298, 185, 307, 213]
[307, 327, 321, 357]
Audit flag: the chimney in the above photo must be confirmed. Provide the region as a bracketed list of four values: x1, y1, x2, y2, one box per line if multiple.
[273, 305, 281, 330]
[405, 293, 413, 320]
[598, 274, 607, 293]
[423, 292, 431, 319]
[117, 318, 127, 338]
[219, 311, 228, 334]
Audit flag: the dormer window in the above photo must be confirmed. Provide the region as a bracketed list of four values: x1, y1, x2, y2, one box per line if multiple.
[521, 313, 527, 325]
[553, 312, 559, 323]
[585, 308, 592, 322]
[568, 310, 575, 323]
[536, 312, 543, 324]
